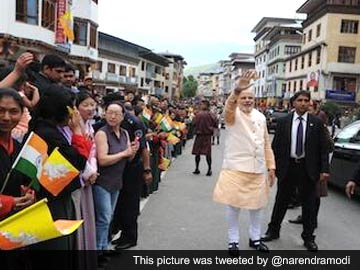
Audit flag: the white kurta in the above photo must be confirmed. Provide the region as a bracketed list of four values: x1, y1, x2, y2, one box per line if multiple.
[213, 108, 275, 209]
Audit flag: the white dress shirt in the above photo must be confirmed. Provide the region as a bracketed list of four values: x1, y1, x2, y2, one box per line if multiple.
[290, 111, 308, 158]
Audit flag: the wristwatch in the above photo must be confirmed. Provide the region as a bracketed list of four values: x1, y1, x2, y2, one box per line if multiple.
[144, 168, 152, 173]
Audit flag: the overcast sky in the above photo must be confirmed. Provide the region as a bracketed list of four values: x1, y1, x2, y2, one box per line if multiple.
[98, 0, 307, 68]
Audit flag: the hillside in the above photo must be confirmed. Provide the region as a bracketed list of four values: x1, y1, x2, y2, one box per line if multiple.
[184, 63, 221, 77]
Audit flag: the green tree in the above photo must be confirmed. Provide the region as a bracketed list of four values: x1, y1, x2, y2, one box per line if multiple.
[321, 101, 341, 123]
[182, 75, 198, 98]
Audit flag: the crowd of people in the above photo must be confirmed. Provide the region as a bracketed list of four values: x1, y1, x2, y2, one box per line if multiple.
[3, 52, 360, 268]
[0, 52, 220, 270]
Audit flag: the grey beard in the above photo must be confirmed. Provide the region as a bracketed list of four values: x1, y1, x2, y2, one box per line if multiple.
[239, 106, 253, 114]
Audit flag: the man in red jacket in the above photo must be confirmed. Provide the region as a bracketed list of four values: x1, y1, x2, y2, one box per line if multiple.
[191, 100, 217, 176]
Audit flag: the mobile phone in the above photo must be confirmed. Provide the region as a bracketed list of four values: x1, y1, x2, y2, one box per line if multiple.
[67, 106, 74, 117]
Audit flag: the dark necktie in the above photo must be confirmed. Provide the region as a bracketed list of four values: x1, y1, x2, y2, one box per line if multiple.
[296, 116, 303, 157]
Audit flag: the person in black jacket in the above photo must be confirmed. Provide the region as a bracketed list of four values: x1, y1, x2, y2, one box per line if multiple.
[0, 89, 35, 216]
[262, 90, 329, 251]
[30, 54, 66, 95]
[0, 88, 35, 270]
[28, 86, 91, 269]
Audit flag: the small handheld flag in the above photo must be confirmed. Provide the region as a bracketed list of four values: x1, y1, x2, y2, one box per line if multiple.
[0, 199, 82, 250]
[40, 147, 79, 196]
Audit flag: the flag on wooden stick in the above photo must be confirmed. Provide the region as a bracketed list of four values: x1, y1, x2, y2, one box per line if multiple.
[11, 132, 48, 192]
[160, 116, 173, 132]
[141, 107, 152, 123]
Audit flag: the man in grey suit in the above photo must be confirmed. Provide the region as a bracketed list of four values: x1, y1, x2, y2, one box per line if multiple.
[261, 90, 329, 251]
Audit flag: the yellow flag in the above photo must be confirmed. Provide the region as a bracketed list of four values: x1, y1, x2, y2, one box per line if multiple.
[40, 147, 79, 196]
[154, 113, 164, 124]
[158, 157, 170, 171]
[59, 11, 74, 41]
[179, 122, 187, 132]
[167, 133, 180, 145]
[0, 199, 83, 250]
[173, 121, 186, 132]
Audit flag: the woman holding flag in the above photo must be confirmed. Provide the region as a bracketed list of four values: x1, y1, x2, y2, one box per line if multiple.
[28, 86, 91, 268]
[0, 88, 35, 219]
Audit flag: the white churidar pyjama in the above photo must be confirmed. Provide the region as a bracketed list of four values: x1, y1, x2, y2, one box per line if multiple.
[226, 205, 262, 244]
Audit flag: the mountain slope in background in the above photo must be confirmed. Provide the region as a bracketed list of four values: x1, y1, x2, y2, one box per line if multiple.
[184, 63, 221, 77]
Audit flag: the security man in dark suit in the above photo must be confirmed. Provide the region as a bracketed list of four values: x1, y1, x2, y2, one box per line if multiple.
[262, 90, 329, 251]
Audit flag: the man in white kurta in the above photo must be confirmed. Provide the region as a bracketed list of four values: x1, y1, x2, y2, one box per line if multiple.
[213, 70, 276, 255]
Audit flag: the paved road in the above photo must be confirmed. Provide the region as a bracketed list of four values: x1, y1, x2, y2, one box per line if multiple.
[128, 130, 360, 250]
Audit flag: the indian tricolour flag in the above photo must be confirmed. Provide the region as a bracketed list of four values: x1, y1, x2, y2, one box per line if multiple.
[160, 116, 173, 132]
[13, 132, 48, 191]
[141, 107, 152, 124]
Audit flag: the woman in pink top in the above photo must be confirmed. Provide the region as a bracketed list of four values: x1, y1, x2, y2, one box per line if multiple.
[72, 91, 98, 270]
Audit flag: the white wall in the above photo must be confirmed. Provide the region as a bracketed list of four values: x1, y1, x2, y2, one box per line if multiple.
[0, 1, 11, 32]
[70, 0, 99, 59]
[0, 0, 55, 47]
[0, 0, 99, 54]
[255, 52, 268, 98]
[71, 44, 98, 60]
[97, 56, 138, 78]
[72, 0, 98, 24]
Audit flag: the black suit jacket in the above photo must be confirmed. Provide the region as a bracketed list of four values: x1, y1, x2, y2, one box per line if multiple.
[272, 112, 329, 182]
[28, 119, 87, 250]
